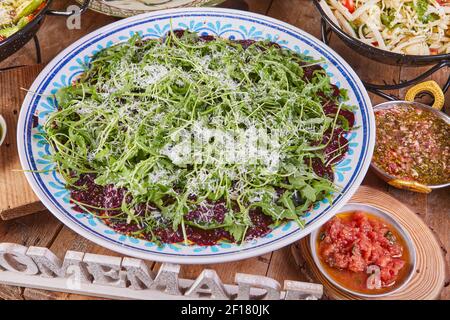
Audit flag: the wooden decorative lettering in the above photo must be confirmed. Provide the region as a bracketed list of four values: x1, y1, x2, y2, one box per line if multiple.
[0, 242, 323, 300]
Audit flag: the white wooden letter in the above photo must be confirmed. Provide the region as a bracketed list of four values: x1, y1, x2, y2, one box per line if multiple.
[235, 273, 281, 300]
[122, 257, 155, 290]
[0, 243, 38, 275]
[83, 253, 126, 288]
[63, 251, 91, 283]
[150, 263, 182, 296]
[185, 269, 231, 299]
[26, 247, 90, 283]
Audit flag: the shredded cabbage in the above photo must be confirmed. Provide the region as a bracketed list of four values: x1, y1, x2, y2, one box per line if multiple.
[322, 0, 450, 54]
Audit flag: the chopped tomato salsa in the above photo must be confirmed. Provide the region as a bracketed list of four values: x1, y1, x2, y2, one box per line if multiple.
[317, 211, 410, 294]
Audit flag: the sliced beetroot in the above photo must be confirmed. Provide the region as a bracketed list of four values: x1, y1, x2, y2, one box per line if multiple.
[317, 91, 327, 101]
[153, 225, 233, 246]
[71, 174, 106, 209]
[245, 209, 273, 240]
[70, 174, 128, 211]
[235, 39, 256, 49]
[153, 227, 185, 244]
[323, 104, 355, 128]
[171, 29, 186, 38]
[331, 84, 341, 97]
[185, 226, 233, 246]
[275, 187, 286, 198]
[185, 201, 227, 224]
[32, 114, 39, 128]
[317, 85, 342, 103]
[322, 128, 349, 165]
[199, 35, 216, 42]
[103, 184, 127, 209]
[310, 157, 334, 182]
[134, 202, 159, 217]
[109, 221, 141, 234]
[302, 64, 325, 81]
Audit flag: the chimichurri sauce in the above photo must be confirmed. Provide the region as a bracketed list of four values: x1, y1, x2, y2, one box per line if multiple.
[373, 105, 450, 185]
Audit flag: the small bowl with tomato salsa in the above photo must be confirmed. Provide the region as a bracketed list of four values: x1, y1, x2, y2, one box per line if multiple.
[310, 204, 416, 298]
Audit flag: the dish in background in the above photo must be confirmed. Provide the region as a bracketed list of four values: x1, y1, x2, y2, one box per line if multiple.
[320, 0, 450, 55]
[76, 0, 226, 17]
[314, 0, 450, 65]
[0, 115, 6, 147]
[371, 81, 449, 193]
[0, 0, 47, 42]
[310, 203, 416, 298]
[17, 8, 374, 264]
[0, 0, 91, 62]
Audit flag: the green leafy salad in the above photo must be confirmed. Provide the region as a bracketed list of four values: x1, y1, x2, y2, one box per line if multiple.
[43, 30, 356, 245]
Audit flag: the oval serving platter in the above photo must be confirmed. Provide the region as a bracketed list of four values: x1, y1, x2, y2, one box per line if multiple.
[18, 8, 374, 264]
[76, 0, 226, 17]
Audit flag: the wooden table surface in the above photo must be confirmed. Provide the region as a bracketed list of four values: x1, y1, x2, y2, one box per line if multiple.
[0, 0, 448, 300]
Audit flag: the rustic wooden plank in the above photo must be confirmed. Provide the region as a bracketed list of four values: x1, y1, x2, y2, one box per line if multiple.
[266, 246, 311, 283]
[0, 65, 46, 220]
[244, 0, 273, 13]
[0, 211, 61, 247]
[0, 284, 24, 300]
[425, 188, 450, 300]
[0, 211, 62, 299]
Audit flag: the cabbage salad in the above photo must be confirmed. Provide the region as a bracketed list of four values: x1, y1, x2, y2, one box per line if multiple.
[320, 0, 450, 54]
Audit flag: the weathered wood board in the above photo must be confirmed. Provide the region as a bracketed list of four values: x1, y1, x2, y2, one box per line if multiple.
[0, 65, 45, 220]
[0, 211, 62, 299]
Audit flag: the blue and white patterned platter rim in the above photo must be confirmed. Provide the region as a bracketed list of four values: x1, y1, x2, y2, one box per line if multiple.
[18, 8, 375, 264]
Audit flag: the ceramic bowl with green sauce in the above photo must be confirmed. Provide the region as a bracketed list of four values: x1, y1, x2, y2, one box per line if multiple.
[371, 81, 450, 193]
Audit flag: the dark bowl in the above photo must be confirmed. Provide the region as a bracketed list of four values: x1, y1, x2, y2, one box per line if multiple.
[0, 0, 91, 62]
[313, 0, 450, 66]
[0, 1, 52, 61]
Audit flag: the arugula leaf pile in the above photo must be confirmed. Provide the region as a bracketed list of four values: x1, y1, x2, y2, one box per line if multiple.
[44, 31, 354, 244]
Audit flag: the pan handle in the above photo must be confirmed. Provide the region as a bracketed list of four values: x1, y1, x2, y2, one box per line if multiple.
[387, 179, 432, 194]
[46, 0, 91, 17]
[404, 80, 445, 110]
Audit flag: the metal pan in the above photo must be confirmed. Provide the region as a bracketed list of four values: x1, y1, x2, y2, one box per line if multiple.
[371, 81, 449, 193]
